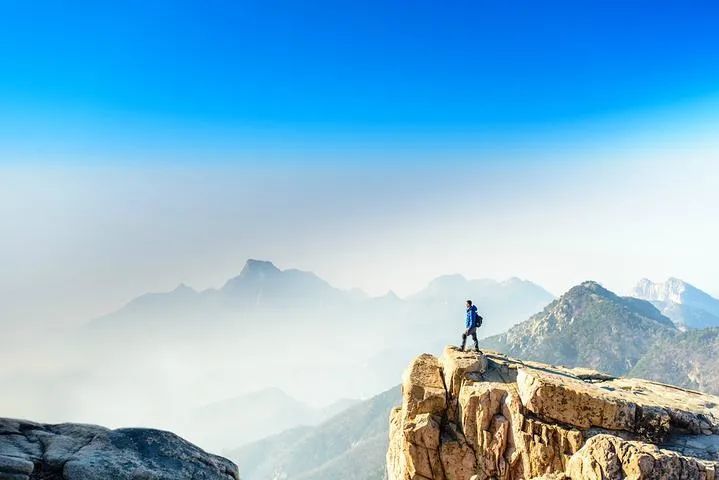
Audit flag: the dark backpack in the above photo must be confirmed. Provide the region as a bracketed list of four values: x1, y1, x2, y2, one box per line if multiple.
[475, 312, 483, 327]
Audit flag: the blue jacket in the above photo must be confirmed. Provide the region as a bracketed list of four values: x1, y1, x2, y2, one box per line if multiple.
[466, 305, 479, 329]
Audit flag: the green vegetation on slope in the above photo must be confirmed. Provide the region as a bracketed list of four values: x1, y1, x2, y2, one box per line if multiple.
[630, 327, 719, 395]
[228, 385, 401, 480]
[482, 281, 677, 376]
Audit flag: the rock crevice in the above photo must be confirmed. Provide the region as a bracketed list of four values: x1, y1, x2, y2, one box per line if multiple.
[387, 346, 719, 480]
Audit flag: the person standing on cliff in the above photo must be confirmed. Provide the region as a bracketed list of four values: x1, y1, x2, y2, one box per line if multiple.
[461, 300, 482, 352]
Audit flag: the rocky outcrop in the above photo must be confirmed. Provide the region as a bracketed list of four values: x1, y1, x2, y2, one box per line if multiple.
[387, 346, 719, 480]
[0, 418, 239, 480]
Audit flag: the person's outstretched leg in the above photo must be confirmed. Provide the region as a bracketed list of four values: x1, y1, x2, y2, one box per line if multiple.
[460, 332, 467, 351]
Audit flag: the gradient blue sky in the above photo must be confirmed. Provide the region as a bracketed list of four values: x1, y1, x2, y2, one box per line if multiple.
[1, 1, 718, 324]
[1, 0, 719, 158]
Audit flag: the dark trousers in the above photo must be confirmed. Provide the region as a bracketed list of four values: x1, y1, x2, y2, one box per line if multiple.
[461, 326, 478, 350]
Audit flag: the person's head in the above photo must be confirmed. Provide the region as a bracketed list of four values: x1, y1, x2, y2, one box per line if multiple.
[466, 300, 472, 308]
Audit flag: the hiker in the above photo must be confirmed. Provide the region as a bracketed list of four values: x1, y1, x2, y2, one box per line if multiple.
[461, 300, 482, 352]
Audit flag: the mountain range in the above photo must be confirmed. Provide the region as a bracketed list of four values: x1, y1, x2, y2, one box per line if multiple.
[8, 259, 719, 465]
[23, 259, 551, 453]
[91, 260, 357, 331]
[482, 281, 678, 375]
[230, 279, 719, 480]
[227, 386, 400, 480]
[482, 280, 719, 396]
[184, 388, 358, 453]
[407, 274, 555, 338]
[92, 259, 553, 337]
[630, 277, 719, 329]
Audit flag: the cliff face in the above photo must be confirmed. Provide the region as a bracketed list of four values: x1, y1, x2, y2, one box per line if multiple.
[0, 418, 239, 480]
[387, 347, 719, 480]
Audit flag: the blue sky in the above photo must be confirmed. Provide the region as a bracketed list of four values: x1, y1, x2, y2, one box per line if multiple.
[1, 1, 718, 326]
[1, 0, 718, 160]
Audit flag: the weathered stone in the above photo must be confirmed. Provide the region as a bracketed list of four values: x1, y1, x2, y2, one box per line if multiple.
[0, 418, 238, 480]
[565, 434, 717, 480]
[530, 474, 569, 480]
[441, 346, 488, 402]
[440, 422, 477, 480]
[0, 454, 33, 475]
[517, 366, 719, 443]
[403, 353, 448, 419]
[517, 368, 637, 431]
[388, 347, 719, 480]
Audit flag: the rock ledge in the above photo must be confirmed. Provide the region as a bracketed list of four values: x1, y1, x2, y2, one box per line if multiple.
[387, 346, 719, 480]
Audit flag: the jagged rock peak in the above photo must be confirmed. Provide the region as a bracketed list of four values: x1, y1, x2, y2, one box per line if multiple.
[633, 277, 690, 301]
[0, 418, 239, 480]
[387, 347, 719, 480]
[630, 277, 719, 329]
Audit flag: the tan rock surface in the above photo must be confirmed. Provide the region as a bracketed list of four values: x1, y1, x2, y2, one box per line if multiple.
[387, 347, 719, 480]
[565, 434, 716, 480]
[402, 353, 448, 419]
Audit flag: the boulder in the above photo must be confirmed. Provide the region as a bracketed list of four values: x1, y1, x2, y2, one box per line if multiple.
[401, 353, 448, 419]
[0, 418, 239, 480]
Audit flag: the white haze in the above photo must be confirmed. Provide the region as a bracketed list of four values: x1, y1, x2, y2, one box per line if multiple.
[0, 258, 554, 452]
[1, 106, 718, 453]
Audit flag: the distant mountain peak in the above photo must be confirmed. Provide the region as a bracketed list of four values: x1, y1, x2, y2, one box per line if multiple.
[379, 290, 401, 302]
[173, 283, 196, 293]
[570, 280, 611, 298]
[239, 259, 281, 278]
[578, 280, 604, 289]
[425, 274, 468, 290]
[631, 277, 719, 328]
[631, 277, 689, 300]
[557, 281, 617, 311]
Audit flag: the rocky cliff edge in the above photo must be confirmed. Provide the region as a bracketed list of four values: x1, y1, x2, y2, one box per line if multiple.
[387, 346, 719, 480]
